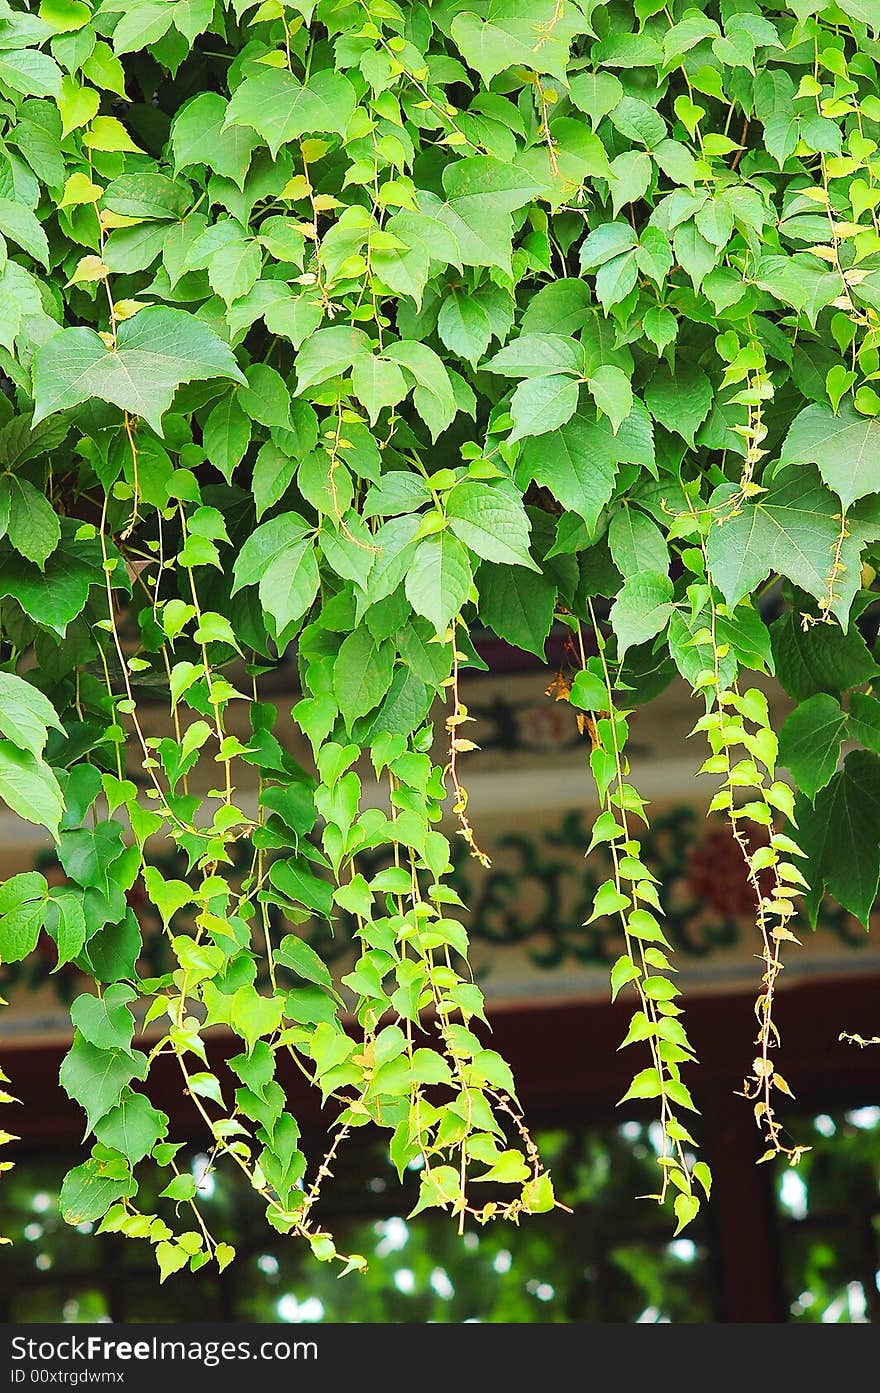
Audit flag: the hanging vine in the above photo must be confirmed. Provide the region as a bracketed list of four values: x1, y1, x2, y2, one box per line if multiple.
[0, 0, 878, 1277]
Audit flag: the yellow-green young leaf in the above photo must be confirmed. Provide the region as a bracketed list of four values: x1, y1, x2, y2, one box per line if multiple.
[692, 1161, 712, 1197]
[159, 1171, 197, 1202]
[627, 908, 666, 942]
[619, 1067, 662, 1103]
[143, 867, 194, 926]
[589, 881, 630, 923]
[673, 1192, 700, 1234]
[666, 1079, 699, 1112]
[59, 172, 104, 208]
[84, 116, 143, 153]
[155, 1241, 189, 1283]
[214, 1243, 236, 1273]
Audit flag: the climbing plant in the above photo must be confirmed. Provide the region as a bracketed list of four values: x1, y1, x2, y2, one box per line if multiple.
[0, 0, 879, 1279]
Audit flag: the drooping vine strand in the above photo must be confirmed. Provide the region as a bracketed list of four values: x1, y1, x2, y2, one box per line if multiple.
[692, 667, 810, 1164]
[677, 516, 810, 1163]
[444, 618, 491, 868]
[561, 605, 710, 1230]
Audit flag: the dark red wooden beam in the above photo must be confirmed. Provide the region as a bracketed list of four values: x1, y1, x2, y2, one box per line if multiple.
[10, 974, 880, 1146]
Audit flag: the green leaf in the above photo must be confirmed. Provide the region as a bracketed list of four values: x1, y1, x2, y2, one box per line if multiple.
[364, 668, 432, 743]
[608, 507, 669, 577]
[668, 608, 736, 693]
[94, 1092, 169, 1164]
[45, 888, 87, 969]
[7, 478, 60, 569]
[202, 391, 251, 484]
[172, 91, 258, 184]
[483, 333, 585, 378]
[102, 173, 191, 222]
[383, 341, 456, 441]
[777, 694, 846, 801]
[224, 68, 356, 158]
[59, 1157, 135, 1225]
[848, 694, 880, 755]
[58, 822, 124, 895]
[269, 858, 334, 918]
[70, 984, 137, 1053]
[588, 365, 633, 432]
[579, 221, 638, 270]
[404, 533, 472, 635]
[294, 326, 370, 394]
[32, 308, 246, 434]
[252, 440, 296, 520]
[446, 482, 536, 569]
[238, 364, 292, 432]
[111, 2, 176, 52]
[351, 353, 408, 424]
[707, 466, 873, 626]
[594, 252, 638, 310]
[261, 540, 319, 636]
[333, 626, 395, 723]
[0, 870, 47, 915]
[771, 610, 879, 700]
[645, 362, 712, 445]
[0, 671, 64, 756]
[0, 884, 45, 962]
[0, 197, 50, 268]
[432, 157, 542, 274]
[610, 572, 675, 658]
[274, 934, 336, 992]
[520, 404, 653, 532]
[204, 231, 262, 307]
[570, 669, 608, 712]
[60, 1032, 147, 1133]
[780, 402, 880, 511]
[231, 511, 318, 633]
[0, 740, 63, 838]
[754, 254, 840, 326]
[451, 5, 582, 83]
[437, 290, 493, 366]
[509, 374, 579, 441]
[477, 563, 556, 657]
[798, 751, 880, 927]
[0, 48, 62, 99]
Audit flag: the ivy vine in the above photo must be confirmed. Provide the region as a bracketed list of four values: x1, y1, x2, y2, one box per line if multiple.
[0, 0, 878, 1280]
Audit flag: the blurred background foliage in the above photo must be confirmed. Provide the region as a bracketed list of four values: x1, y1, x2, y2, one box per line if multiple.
[3, 1102, 879, 1323]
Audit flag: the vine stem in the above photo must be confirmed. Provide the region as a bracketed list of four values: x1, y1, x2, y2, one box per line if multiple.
[581, 602, 696, 1202]
[690, 515, 808, 1164]
[445, 619, 491, 867]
